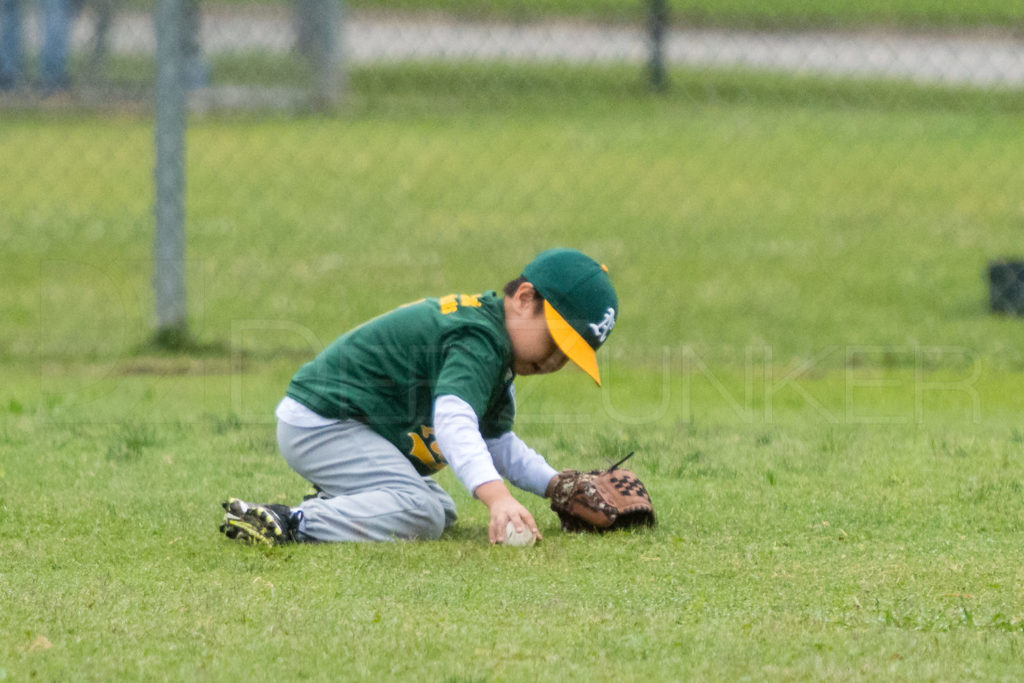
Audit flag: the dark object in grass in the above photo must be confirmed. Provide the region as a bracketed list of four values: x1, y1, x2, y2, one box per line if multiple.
[988, 260, 1024, 315]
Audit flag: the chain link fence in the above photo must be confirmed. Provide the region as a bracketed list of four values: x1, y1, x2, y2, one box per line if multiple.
[2, 1, 1023, 365]
[2, 1, 1024, 102]
[2, 1, 1021, 104]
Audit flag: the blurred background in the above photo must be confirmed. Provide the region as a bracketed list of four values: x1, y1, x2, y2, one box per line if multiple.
[2, 0, 1023, 406]
[3, 1, 1023, 103]
[2, 1, 1015, 105]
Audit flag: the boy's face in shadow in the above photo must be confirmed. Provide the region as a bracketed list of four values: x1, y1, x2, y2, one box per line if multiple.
[504, 283, 570, 378]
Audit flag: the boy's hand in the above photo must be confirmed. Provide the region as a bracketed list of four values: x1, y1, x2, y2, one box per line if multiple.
[474, 480, 542, 544]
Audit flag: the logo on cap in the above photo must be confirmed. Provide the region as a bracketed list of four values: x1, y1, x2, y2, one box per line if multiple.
[589, 307, 616, 343]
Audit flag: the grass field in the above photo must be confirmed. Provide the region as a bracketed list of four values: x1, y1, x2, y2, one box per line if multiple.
[3, 64, 1024, 679]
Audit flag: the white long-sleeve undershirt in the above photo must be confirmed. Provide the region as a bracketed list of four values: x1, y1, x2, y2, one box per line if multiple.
[433, 394, 556, 497]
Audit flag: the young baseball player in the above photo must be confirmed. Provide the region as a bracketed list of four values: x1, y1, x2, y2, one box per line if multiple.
[220, 247, 618, 545]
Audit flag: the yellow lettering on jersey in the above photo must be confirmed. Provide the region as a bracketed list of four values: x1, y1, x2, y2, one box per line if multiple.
[439, 294, 458, 315]
[407, 426, 445, 471]
[459, 294, 481, 308]
[408, 433, 436, 467]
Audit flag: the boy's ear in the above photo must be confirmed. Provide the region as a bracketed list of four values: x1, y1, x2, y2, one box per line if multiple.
[515, 281, 538, 301]
[510, 281, 545, 317]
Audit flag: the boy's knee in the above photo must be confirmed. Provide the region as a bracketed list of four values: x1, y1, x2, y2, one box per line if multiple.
[402, 489, 447, 540]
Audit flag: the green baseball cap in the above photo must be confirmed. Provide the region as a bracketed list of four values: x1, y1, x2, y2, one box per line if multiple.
[522, 248, 619, 385]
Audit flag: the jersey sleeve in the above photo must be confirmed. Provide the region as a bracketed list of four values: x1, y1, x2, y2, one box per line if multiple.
[434, 329, 508, 420]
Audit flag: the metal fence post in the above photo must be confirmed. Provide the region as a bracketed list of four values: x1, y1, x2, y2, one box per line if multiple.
[648, 0, 668, 91]
[154, 0, 188, 345]
[295, 0, 344, 108]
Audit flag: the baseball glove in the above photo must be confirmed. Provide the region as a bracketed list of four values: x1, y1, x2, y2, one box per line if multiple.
[546, 452, 655, 533]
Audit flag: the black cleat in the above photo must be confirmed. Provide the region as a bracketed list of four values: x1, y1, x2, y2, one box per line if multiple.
[220, 497, 299, 546]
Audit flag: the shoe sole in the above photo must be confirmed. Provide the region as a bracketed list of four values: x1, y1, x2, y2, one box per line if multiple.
[220, 497, 286, 546]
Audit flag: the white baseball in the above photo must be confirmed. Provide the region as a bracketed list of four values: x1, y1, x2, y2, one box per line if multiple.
[504, 521, 536, 547]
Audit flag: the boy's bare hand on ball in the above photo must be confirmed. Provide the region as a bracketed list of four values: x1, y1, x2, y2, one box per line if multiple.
[475, 480, 541, 544]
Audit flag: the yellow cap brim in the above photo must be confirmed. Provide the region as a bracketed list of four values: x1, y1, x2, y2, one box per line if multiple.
[543, 300, 601, 386]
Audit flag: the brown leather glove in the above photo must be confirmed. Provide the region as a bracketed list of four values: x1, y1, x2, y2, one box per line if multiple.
[546, 453, 655, 533]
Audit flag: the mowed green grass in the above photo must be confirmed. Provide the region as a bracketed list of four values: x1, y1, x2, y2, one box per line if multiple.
[2, 66, 1024, 679]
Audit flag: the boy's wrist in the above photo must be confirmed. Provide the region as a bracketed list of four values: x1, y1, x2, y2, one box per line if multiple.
[473, 479, 512, 507]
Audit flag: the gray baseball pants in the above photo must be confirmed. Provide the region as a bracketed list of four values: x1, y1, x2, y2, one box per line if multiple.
[277, 419, 458, 542]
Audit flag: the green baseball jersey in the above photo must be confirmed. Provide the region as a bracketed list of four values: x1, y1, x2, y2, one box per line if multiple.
[285, 291, 516, 475]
